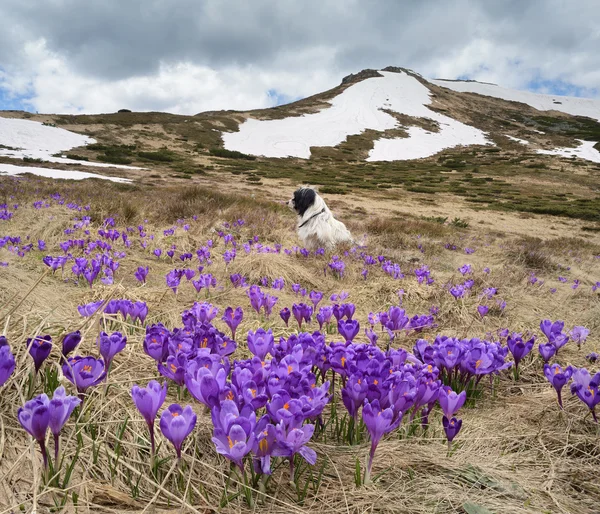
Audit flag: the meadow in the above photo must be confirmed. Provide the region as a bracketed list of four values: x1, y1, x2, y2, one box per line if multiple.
[1, 171, 600, 514]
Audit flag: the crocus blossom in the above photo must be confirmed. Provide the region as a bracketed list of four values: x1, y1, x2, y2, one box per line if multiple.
[160, 404, 197, 459]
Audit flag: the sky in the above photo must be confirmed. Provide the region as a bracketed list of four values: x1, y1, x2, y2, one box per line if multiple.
[0, 0, 599, 115]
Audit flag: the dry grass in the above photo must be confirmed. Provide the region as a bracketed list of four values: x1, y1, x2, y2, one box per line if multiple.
[1, 175, 600, 513]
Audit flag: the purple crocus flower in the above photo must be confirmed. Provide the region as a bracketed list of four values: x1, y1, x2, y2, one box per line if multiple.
[253, 422, 276, 475]
[97, 331, 127, 370]
[143, 324, 170, 363]
[18, 394, 50, 467]
[272, 422, 316, 481]
[166, 270, 181, 293]
[61, 331, 81, 358]
[48, 386, 81, 460]
[213, 421, 256, 473]
[185, 362, 223, 409]
[337, 319, 360, 342]
[543, 364, 573, 409]
[134, 266, 149, 283]
[247, 328, 274, 361]
[160, 404, 197, 459]
[586, 352, 599, 363]
[477, 305, 489, 318]
[507, 334, 535, 378]
[538, 343, 556, 363]
[316, 305, 333, 330]
[450, 285, 466, 299]
[458, 264, 472, 275]
[131, 380, 167, 457]
[158, 353, 188, 387]
[570, 326, 590, 348]
[130, 301, 148, 324]
[153, 249, 162, 259]
[442, 416, 463, 448]
[279, 307, 291, 326]
[438, 386, 466, 418]
[247, 285, 264, 315]
[78, 300, 104, 317]
[222, 306, 243, 340]
[341, 375, 368, 420]
[28, 335, 53, 374]
[309, 291, 323, 309]
[0, 344, 16, 387]
[263, 294, 278, 317]
[362, 399, 402, 483]
[62, 356, 107, 395]
[365, 328, 378, 346]
[292, 303, 305, 329]
[570, 368, 600, 421]
[540, 320, 568, 348]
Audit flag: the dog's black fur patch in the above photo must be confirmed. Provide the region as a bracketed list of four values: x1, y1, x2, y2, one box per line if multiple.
[293, 188, 316, 217]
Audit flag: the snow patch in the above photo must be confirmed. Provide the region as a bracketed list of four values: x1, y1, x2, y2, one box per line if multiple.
[432, 79, 600, 123]
[505, 135, 529, 145]
[0, 117, 143, 169]
[0, 163, 131, 182]
[536, 140, 600, 163]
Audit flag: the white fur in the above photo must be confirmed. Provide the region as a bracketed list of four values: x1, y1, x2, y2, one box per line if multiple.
[288, 189, 353, 250]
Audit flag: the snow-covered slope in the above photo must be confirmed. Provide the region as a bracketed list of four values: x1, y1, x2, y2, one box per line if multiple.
[431, 79, 600, 122]
[0, 117, 141, 169]
[223, 71, 493, 160]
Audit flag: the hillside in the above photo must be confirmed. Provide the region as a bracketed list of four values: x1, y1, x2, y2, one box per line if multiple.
[2, 66, 600, 230]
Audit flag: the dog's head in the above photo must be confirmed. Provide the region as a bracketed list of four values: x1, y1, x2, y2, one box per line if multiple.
[287, 187, 317, 216]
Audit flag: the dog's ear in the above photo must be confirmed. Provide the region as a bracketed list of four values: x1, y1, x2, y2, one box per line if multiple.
[293, 187, 316, 216]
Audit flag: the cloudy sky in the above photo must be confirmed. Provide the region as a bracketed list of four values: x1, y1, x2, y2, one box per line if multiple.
[0, 0, 598, 115]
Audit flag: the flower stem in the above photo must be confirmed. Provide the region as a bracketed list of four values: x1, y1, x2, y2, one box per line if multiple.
[39, 440, 49, 475]
[557, 390, 563, 409]
[149, 423, 156, 467]
[289, 457, 295, 483]
[364, 443, 375, 485]
[54, 433, 60, 464]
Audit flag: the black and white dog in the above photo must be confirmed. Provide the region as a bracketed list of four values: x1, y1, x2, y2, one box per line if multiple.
[287, 187, 353, 250]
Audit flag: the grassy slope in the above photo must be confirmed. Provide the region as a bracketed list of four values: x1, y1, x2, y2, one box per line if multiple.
[1, 176, 600, 513]
[3, 68, 600, 226]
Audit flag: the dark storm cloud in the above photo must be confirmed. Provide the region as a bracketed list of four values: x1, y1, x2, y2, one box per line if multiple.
[2, 0, 599, 79]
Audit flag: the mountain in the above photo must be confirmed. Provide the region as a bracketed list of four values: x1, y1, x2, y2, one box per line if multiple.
[221, 67, 600, 162]
[2, 66, 600, 223]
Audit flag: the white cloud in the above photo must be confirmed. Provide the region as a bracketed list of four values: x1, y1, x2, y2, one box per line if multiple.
[0, 39, 342, 114]
[0, 0, 599, 114]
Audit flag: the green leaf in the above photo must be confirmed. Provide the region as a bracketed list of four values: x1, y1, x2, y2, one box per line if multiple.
[463, 502, 494, 514]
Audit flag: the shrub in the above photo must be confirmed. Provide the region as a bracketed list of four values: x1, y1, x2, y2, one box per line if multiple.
[421, 216, 448, 224]
[97, 154, 133, 165]
[320, 186, 347, 195]
[450, 217, 470, 228]
[209, 148, 257, 160]
[66, 154, 89, 161]
[138, 150, 176, 162]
